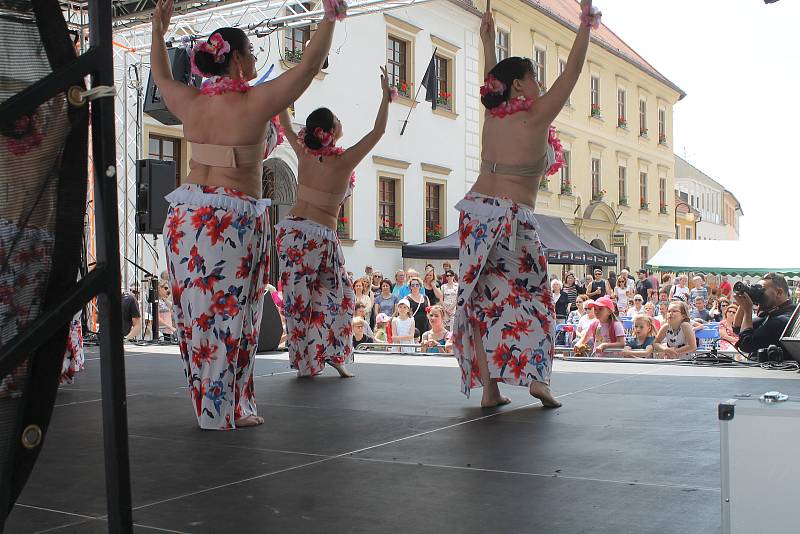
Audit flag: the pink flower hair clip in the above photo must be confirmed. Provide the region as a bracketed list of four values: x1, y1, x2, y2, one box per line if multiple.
[389, 87, 398, 102]
[322, 0, 348, 21]
[191, 33, 231, 77]
[480, 74, 506, 96]
[313, 127, 335, 147]
[580, 4, 602, 30]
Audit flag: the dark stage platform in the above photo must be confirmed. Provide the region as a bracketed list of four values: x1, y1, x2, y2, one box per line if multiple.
[8, 348, 800, 533]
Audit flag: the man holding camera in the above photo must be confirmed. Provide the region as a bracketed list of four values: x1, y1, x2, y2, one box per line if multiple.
[732, 273, 796, 356]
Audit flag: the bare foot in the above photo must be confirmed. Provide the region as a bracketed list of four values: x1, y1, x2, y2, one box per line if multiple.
[329, 362, 354, 378]
[235, 415, 264, 428]
[529, 381, 562, 408]
[481, 382, 511, 408]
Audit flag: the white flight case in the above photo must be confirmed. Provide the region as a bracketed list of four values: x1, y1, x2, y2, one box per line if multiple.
[719, 396, 800, 534]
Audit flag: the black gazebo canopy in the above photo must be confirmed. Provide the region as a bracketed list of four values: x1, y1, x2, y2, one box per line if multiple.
[402, 213, 616, 266]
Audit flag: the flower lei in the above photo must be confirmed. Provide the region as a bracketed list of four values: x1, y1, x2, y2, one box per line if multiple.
[487, 95, 533, 118]
[296, 128, 356, 190]
[545, 126, 565, 177]
[191, 33, 231, 77]
[580, 4, 602, 29]
[199, 76, 251, 96]
[322, 0, 348, 21]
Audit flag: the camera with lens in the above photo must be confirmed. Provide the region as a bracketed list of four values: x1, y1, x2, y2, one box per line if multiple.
[757, 344, 784, 363]
[734, 281, 766, 305]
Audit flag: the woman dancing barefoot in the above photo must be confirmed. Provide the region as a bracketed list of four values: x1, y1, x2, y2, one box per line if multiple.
[276, 67, 392, 378]
[151, 0, 342, 429]
[452, 0, 601, 408]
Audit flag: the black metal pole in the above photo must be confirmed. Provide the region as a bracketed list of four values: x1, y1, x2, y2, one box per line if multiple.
[88, 0, 133, 531]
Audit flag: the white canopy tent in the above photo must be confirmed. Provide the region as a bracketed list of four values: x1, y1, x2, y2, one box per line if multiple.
[646, 239, 800, 276]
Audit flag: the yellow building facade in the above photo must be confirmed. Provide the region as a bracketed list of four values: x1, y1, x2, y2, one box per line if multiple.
[485, 0, 684, 276]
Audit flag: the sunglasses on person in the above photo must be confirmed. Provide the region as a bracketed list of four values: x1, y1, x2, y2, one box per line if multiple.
[409, 283, 421, 288]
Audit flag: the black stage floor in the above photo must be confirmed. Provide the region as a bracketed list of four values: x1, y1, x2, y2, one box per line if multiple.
[7, 348, 800, 533]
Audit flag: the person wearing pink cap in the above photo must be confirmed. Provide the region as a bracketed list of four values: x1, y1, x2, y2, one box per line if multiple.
[574, 296, 625, 357]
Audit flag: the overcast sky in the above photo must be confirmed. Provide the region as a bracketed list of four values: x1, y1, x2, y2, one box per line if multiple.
[595, 0, 798, 248]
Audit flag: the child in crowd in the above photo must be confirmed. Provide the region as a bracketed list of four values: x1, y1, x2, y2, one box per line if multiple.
[354, 302, 375, 338]
[374, 313, 390, 343]
[643, 301, 660, 330]
[352, 317, 374, 349]
[391, 299, 416, 353]
[654, 300, 697, 359]
[420, 305, 451, 353]
[574, 296, 625, 357]
[620, 316, 657, 358]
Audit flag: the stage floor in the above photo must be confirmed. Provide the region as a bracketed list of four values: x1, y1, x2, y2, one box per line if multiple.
[8, 346, 800, 533]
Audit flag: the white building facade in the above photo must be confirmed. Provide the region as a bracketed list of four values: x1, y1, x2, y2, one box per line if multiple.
[674, 155, 732, 241]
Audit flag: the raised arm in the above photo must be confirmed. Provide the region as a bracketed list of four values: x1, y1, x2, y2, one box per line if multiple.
[339, 66, 391, 169]
[532, 0, 596, 125]
[150, 0, 200, 122]
[480, 0, 497, 77]
[251, 19, 337, 121]
[278, 108, 300, 152]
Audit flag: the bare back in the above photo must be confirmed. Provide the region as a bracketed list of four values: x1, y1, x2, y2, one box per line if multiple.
[180, 92, 272, 198]
[289, 151, 354, 230]
[471, 109, 550, 207]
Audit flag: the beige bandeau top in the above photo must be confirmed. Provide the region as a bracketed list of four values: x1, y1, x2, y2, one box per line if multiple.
[296, 182, 352, 218]
[480, 153, 548, 178]
[188, 140, 266, 182]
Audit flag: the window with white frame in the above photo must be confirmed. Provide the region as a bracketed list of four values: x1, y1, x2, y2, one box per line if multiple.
[534, 47, 546, 90]
[560, 149, 571, 194]
[378, 176, 402, 241]
[387, 35, 410, 97]
[590, 76, 600, 115]
[591, 158, 602, 199]
[617, 88, 626, 127]
[434, 55, 452, 110]
[639, 98, 647, 136]
[618, 165, 627, 205]
[496, 29, 509, 61]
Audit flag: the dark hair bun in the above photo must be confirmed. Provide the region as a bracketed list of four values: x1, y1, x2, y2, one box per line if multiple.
[193, 50, 226, 77]
[481, 90, 510, 110]
[303, 107, 336, 150]
[192, 27, 248, 78]
[480, 56, 535, 110]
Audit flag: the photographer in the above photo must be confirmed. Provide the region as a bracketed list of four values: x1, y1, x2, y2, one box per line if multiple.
[732, 272, 796, 356]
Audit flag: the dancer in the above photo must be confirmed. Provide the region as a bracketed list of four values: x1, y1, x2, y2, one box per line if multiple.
[275, 66, 391, 378]
[152, 0, 341, 429]
[452, 0, 600, 407]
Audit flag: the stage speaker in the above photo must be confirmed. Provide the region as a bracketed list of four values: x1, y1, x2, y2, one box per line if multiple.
[257, 295, 284, 353]
[143, 46, 202, 125]
[136, 159, 176, 235]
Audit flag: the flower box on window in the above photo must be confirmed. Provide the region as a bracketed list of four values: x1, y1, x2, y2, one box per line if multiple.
[337, 216, 349, 238]
[391, 81, 412, 99]
[617, 117, 627, 129]
[379, 221, 402, 241]
[658, 134, 668, 145]
[592, 188, 607, 202]
[659, 203, 668, 214]
[640, 198, 649, 210]
[436, 91, 452, 108]
[619, 196, 629, 206]
[560, 181, 573, 195]
[285, 48, 303, 64]
[425, 224, 442, 242]
[590, 104, 602, 118]
[639, 127, 648, 138]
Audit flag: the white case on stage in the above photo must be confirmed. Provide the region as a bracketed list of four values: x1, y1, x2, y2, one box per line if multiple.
[719, 397, 800, 534]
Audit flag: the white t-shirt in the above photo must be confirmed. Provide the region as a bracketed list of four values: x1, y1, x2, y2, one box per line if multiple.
[671, 285, 690, 300]
[614, 287, 629, 310]
[392, 316, 416, 353]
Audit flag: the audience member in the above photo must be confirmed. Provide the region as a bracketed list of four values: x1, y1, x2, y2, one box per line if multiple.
[660, 274, 673, 301]
[422, 268, 443, 306]
[636, 269, 654, 302]
[718, 304, 740, 352]
[567, 294, 588, 325]
[620, 268, 636, 292]
[121, 285, 141, 341]
[552, 279, 569, 323]
[689, 296, 712, 323]
[562, 271, 581, 309]
[587, 268, 611, 299]
[353, 277, 373, 325]
[406, 276, 431, 336]
[391, 299, 416, 352]
[719, 274, 732, 298]
[158, 281, 176, 339]
[420, 305, 452, 353]
[370, 271, 383, 294]
[689, 275, 709, 302]
[614, 275, 630, 314]
[574, 296, 625, 357]
[374, 313, 390, 342]
[352, 317, 374, 348]
[733, 272, 797, 356]
[670, 275, 691, 301]
[392, 270, 410, 299]
[441, 270, 459, 331]
[629, 294, 646, 317]
[620, 315, 657, 357]
[374, 279, 398, 319]
[655, 300, 669, 325]
[354, 303, 375, 338]
[643, 301, 660, 330]
[654, 301, 697, 358]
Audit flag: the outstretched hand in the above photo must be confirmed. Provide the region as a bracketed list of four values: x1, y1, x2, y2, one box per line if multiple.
[480, 0, 495, 45]
[380, 66, 395, 102]
[153, 0, 174, 36]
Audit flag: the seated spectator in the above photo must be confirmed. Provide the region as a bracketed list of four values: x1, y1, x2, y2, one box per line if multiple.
[392, 270, 410, 299]
[689, 275, 709, 302]
[121, 285, 141, 341]
[657, 288, 670, 303]
[620, 316, 657, 358]
[707, 298, 723, 322]
[655, 300, 669, 326]
[574, 296, 625, 357]
[420, 305, 452, 353]
[689, 296, 712, 323]
[670, 275, 691, 301]
[654, 301, 697, 359]
[374, 313, 390, 343]
[352, 317, 374, 348]
[629, 294, 646, 317]
[574, 299, 596, 341]
[354, 303, 375, 338]
[643, 301, 661, 330]
[718, 304, 740, 353]
[567, 294, 589, 325]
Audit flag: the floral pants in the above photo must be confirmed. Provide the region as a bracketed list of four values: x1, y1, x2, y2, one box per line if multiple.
[453, 193, 555, 397]
[163, 185, 270, 430]
[275, 217, 354, 377]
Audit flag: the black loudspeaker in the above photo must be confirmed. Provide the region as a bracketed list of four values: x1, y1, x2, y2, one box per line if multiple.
[257, 295, 284, 353]
[144, 46, 202, 125]
[136, 159, 176, 235]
